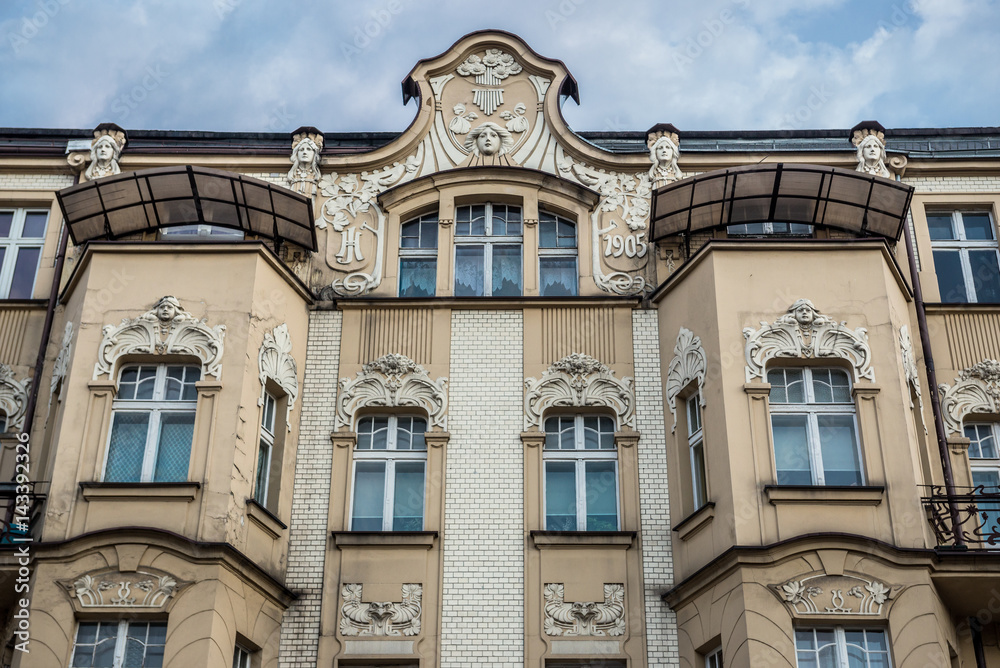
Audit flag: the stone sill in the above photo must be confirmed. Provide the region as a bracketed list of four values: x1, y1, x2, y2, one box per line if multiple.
[80, 481, 200, 501]
[764, 485, 885, 506]
[331, 531, 437, 549]
[246, 498, 286, 539]
[530, 531, 636, 549]
[673, 502, 715, 541]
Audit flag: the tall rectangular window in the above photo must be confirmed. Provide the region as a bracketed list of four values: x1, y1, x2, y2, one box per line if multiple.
[0, 208, 49, 299]
[72, 620, 167, 668]
[399, 212, 438, 297]
[538, 210, 577, 296]
[254, 391, 277, 507]
[687, 393, 707, 508]
[350, 416, 427, 531]
[543, 415, 618, 531]
[929, 210, 1000, 303]
[454, 203, 522, 296]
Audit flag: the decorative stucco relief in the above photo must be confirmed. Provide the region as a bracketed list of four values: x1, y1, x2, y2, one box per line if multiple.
[84, 127, 126, 181]
[939, 359, 1000, 435]
[0, 365, 31, 431]
[287, 128, 323, 199]
[258, 324, 298, 429]
[66, 571, 181, 609]
[93, 296, 226, 381]
[899, 325, 927, 433]
[853, 127, 891, 178]
[743, 299, 875, 383]
[772, 574, 900, 616]
[317, 145, 423, 296]
[49, 322, 73, 406]
[543, 583, 625, 637]
[664, 328, 707, 433]
[340, 583, 421, 637]
[524, 353, 635, 431]
[336, 353, 448, 430]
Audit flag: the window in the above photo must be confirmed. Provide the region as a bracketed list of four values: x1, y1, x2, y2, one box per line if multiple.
[161, 224, 245, 240]
[254, 391, 277, 507]
[104, 364, 200, 483]
[538, 210, 577, 296]
[72, 620, 167, 668]
[794, 628, 891, 667]
[929, 210, 1000, 303]
[727, 222, 812, 236]
[233, 643, 253, 668]
[768, 368, 862, 486]
[543, 415, 618, 531]
[350, 416, 427, 531]
[399, 212, 438, 297]
[454, 203, 522, 296]
[967, 422, 1000, 527]
[0, 208, 48, 299]
[687, 393, 708, 508]
[705, 646, 723, 668]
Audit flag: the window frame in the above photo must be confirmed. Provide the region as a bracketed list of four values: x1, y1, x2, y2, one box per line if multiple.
[0, 207, 49, 300]
[542, 414, 620, 532]
[705, 646, 723, 668]
[794, 626, 892, 668]
[966, 422, 1000, 523]
[727, 221, 812, 237]
[102, 363, 200, 483]
[398, 211, 439, 297]
[768, 367, 864, 487]
[232, 642, 253, 668]
[537, 209, 578, 297]
[160, 223, 245, 240]
[349, 415, 429, 532]
[687, 393, 708, 508]
[254, 391, 277, 507]
[928, 209, 1000, 303]
[453, 202, 523, 297]
[71, 619, 167, 668]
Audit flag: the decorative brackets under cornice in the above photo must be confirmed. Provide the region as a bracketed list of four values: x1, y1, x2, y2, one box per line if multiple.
[335, 354, 448, 431]
[939, 359, 1000, 435]
[258, 324, 299, 430]
[524, 353, 635, 431]
[664, 327, 707, 433]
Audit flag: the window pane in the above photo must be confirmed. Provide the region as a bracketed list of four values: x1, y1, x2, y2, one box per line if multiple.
[772, 414, 811, 485]
[818, 415, 862, 486]
[492, 245, 522, 296]
[586, 461, 618, 530]
[545, 461, 577, 530]
[963, 212, 995, 240]
[134, 367, 157, 401]
[0, 212, 11, 237]
[411, 417, 427, 450]
[539, 218, 558, 247]
[153, 412, 195, 481]
[455, 245, 485, 296]
[539, 257, 577, 296]
[400, 258, 436, 298]
[357, 417, 374, 449]
[106, 412, 151, 482]
[933, 250, 968, 303]
[22, 211, 48, 238]
[254, 439, 271, 504]
[352, 461, 386, 530]
[691, 440, 707, 507]
[8, 246, 41, 299]
[768, 369, 804, 404]
[966, 424, 998, 459]
[926, 213, 955, 240]
[969, 250, 1000, 302]
[393, 461, 425, 531]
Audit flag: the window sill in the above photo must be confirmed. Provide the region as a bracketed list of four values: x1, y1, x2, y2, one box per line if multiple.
[80, 481, 200, 501]
[763, 485, 884, 506]
[246, 498, 286, 538]
[331, 531, 438, 549]
[672, 502, 715, 541]
[530, 530, 636, 549]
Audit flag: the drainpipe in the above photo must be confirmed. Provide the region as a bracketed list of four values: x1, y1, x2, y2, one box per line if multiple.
[22, 171, 77, 439]
[898, 173, 965, 548]
[970, 617, 987, 668]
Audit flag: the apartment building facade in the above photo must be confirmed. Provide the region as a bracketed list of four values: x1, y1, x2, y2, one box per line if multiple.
[0, 29, 998, 668]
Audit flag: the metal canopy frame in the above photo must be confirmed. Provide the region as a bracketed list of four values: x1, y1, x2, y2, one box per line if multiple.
[650, 163, 914, 242]
[55, 165, 317, 251]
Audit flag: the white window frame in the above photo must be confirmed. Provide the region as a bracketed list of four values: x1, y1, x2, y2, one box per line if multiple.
[349, 415, 428, 532]
[254, 391, 277, 506]
[687, 393, 707, 508]
[705, 646, 723, 668]
[929, 209, 1000, 303]
[0, 207, 49, 299]
[103, 364, 199, 483]
[794, 627, 892, 668]
[233, 642, 253, 668]
[537, 209, 578, 297]
[543, 415, 620, 531]
[398, 212, 439, 297]
[966, 422, 1000, 522]
[161, 223, 245, 239]
[453, 202, 522, 297]
[72, 619, 167, 668]
[727, 221, 812, 236]
[768, 367, 863, 486]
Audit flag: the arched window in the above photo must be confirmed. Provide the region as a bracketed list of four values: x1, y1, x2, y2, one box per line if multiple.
[350, 415, 428, 531]
[538, 210, 577, 296]
[542, 415, 618, 530]
[454, 203, 522, 296]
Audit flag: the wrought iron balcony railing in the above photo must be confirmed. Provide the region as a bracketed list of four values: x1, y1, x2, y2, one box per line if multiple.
[921, 485, 1000, 549]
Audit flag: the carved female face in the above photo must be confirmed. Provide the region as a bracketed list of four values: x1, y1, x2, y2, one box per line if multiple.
[476, 127, 501, 155]
[95, 139, 115, 162]
[655, 140, 674, 164]
[296, 142, 316, 165]
[156, 301, 177, 322]
[794, 305, 816, 326]
[862, 139, 882, 161]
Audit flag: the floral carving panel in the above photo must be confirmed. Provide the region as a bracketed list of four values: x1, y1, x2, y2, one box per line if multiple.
[64, 570, 181, 609]
[336, 353, 448, 430]
[771, 574, 901, 616]
[340, 583, 422, 637]
[524, 353, 635, 430]
[939, 359, 1000, 434]
[543, 583, 625, 637]
[0, 365, 31, 431]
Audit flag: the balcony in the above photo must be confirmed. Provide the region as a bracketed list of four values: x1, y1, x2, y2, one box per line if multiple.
[921, 484, 1000, 549]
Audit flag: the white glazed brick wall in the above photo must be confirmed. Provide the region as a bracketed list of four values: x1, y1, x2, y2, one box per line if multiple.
[633, 309, 680, 667]
[903, 175, 1000, 193]
[278, 310, 342, 668]
[440, 310, 524, 667]
[0, 173, 74, 190]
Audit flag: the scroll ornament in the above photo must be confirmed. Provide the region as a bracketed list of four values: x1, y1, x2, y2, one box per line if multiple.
[49, 322, 74, 405]
[939, 359, 1000, 435]
[899, 325, 927, 433]
[258, 324, 298, 430]
[543, 583, 626, 637]
[524, 353, 635, 431]
[0, 365, 31, 432]
[336, 354, 448, 430]
[340, 583, 421, 637]
[664, 327, 707, 433]
[743, 299, 874, 383]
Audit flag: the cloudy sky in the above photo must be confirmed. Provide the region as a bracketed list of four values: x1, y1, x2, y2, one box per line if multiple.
[1, 0, 998, 134]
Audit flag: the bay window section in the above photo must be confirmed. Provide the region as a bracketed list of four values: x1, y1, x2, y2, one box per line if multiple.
[350, 416, 427, 531]
[399, 212, 438, 297]
[538, 210, 578, 296]
[929, 210, 1000, 303]
[543, 415, 618, 531]
[454, 203, 522, 296]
